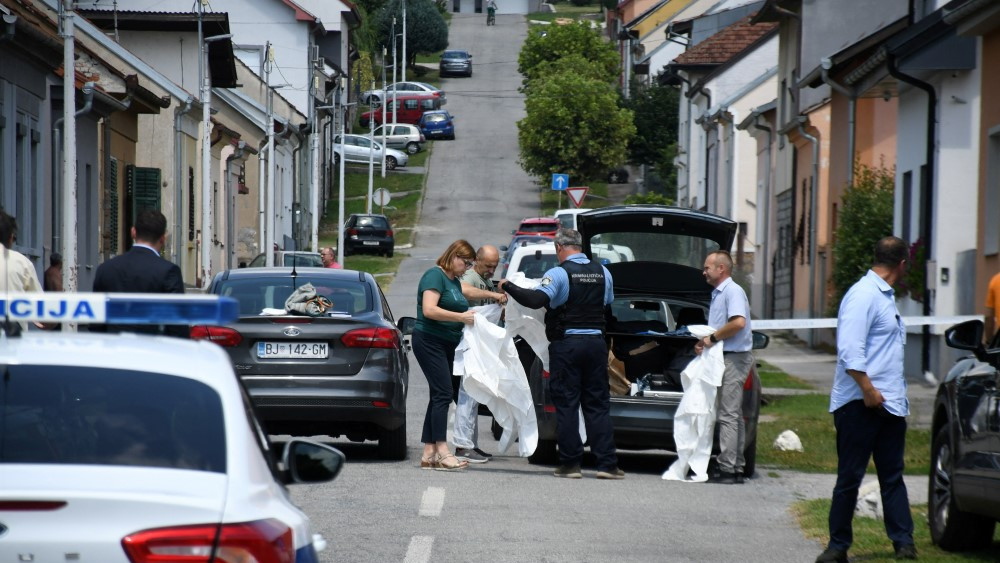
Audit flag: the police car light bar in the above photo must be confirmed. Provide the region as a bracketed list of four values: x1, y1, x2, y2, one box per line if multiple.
[0, 293, 239, 325]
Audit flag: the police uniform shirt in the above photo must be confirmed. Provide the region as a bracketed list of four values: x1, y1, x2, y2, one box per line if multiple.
[538, 253, 614, 335]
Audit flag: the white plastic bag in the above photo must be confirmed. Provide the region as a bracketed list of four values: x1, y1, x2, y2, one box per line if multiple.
[663, 324, 725, 482]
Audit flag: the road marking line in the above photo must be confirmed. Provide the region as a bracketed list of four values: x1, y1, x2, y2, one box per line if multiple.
[419, 486, 445, 517]
[404, 535, 434, 563]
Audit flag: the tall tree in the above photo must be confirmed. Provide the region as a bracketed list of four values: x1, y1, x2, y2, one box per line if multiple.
[518, 22, 618, 85]
[517, 69, 636, 181]
[377, 0, 449, 71]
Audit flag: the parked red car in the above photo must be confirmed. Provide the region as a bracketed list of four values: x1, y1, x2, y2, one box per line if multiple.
[513, 217, 561, 237]
[360, 93, 442, 127]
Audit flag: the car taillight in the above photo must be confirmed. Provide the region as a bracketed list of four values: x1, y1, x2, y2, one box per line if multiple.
[190, 325, 243, 347]
[420, 134, 426, 142]
[341, 327, 400, 349]
[347, 228, 358, 237]
[744, 368, 756, 390]
[122, 519, 293, 563]
[541, 370, 550, 379]
[386, 229, 394, 237]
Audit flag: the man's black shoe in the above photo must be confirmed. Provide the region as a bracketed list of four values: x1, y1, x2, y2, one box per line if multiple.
[473, 447, 493, 458]
[708, 471, 738, 484]
[894, 543, 917, 560]
[734, 471, 745, 484]
[553, 465, 582, 479]
[815, 547, 848, 562]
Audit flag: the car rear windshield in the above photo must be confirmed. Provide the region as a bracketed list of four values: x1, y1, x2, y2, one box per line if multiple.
[357, 216, 389, 229]
[218, 277, 372, 316]
[516, 252, 559, 278]
[424, 114, 448, 123]
[519, 222, 558, 233]
[588, 232, 720, 269]
[442, 51, 467, 59]
[283, 254, 323, 267]
[0, 366, 226, 472]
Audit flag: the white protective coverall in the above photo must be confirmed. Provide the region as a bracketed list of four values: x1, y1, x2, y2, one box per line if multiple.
[662, 324, 725, 482]
[453, 304, 539, 456]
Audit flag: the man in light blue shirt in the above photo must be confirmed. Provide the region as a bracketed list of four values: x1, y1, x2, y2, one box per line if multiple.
[695, 250, 752, 484]
[816, 236, 915, 563]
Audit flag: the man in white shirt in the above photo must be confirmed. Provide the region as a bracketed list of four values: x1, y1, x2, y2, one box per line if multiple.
[0, 210, 43, 334]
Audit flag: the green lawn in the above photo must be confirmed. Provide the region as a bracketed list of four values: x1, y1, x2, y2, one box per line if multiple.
[758, 393, 931, 475]
[794, 499, 1000, 562]
[758, 359, 815, 389]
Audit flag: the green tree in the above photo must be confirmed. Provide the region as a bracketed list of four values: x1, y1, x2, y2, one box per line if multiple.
[624, 191, 674, 205]
[518, 22, 618, 84]
[522, 54, 608, 95]
[377, 0, 449, 71]
[626, 84, 679, 165]
[829, 162, 895, 314]
[517, 69, 636, 181]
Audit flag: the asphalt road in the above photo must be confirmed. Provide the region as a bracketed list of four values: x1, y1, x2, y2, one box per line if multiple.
[289, 13, 823, 563]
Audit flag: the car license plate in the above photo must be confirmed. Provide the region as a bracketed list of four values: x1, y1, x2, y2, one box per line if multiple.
[363, 241, 379, 246]
[257, 342, 328, 359]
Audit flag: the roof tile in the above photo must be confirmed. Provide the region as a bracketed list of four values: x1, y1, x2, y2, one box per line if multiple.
[673, 16, 778, 66]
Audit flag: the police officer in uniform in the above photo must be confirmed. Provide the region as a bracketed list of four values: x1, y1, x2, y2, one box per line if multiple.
[499, 229, 623, 479]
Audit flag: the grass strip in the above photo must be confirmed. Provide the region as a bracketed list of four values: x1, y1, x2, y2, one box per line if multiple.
[758, 359, 815, 389]
[758, 393, 931, 475]
[793, 498, 1000, 561]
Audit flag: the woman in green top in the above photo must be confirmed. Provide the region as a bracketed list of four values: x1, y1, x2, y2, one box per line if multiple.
[414, 240, 477, 470]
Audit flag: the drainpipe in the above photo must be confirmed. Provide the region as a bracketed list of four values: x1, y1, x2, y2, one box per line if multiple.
[751, 113, 774, 317]
[225, 140, 246, 270]
[258, 137, 269, 258]
[887, 51, 936, 376]
[796, 117, 819, 347]
[692, 86, 711, 210]
[821, 57, 856, 187]
[173, 98, 195, 265]
[52, 81, 95, 266]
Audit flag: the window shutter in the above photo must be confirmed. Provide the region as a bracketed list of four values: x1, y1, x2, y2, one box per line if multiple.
[109, 158, 119, 254]
[125, 165, 161, 251]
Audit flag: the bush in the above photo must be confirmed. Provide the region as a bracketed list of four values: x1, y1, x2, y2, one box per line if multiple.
[829, 162, 895, 314]
[624, 192, 673, 206]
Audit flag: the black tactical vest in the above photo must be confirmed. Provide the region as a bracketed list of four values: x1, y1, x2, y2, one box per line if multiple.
[544, 259, 606, 341]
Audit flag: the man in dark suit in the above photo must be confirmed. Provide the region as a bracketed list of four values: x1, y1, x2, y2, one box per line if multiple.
[92, 209, 189, 337]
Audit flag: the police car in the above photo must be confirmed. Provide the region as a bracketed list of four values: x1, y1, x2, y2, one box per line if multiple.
[0, 293, 343, 561]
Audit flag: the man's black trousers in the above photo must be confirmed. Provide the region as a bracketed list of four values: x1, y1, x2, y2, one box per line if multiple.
[548, 335, 618, 471]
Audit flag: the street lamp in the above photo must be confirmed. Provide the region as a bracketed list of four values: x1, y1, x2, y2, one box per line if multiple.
[264, 78, 291, 268]
[197, 0, 232, 287]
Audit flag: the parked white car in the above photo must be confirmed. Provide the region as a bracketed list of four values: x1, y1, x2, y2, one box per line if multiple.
[0, 293, 344, 562]
[372, 123, 425, 154]
[362, 81, 445, 105]
[334, 134, 409, 170]
[504, 241, 559, 280]
[554, 208, 592, 230]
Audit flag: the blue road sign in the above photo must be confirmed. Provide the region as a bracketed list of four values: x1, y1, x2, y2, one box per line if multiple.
[551, 173, 569, 191]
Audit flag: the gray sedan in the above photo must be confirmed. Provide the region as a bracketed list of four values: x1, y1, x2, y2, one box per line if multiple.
[372, 123, 425, 154]
[333, 134, 409, 170]
[204, 267, 411, 459]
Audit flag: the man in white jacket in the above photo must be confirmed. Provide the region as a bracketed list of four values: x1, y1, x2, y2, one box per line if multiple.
[695, 250, 753, 484]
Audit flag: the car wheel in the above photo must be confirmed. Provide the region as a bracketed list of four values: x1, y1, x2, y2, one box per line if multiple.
[386, 156, 397, 170]
[387, 246, 394, 258]
[406, 141, 420, 154]
[378, 420, 407, 460]
[528, 439, 558, 465]
[742, 436, 757, 479]
[929, 425, 997, 550]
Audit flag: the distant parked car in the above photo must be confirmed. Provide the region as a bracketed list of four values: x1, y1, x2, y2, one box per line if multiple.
[513, 217, 560, 237]
[417, 110, 456, 140]
[498, 235, 552, 277]
[372, 123, 425, 154]
[360, 94, 442, 127]
[503, 242, 559, 280]
[246, 251, 323, 268]
[607, 167, 630, 184]
[334, 134, 408, 170]
[440, 49, 473, 77]
[362, 81, 445, 105]
[344, 213, 395, 257]
[554, 208, 592, 230]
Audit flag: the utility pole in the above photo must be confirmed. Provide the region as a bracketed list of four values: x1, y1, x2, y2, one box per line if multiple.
[197, 0, 212, 290]
[393, 19, 398, 126]
[309, 40, 321, 253]
[381, 46, 387, 178]
[367, 77, 375, 213]
[265, 44, 277, 267]
[60, 0, 78, 300]
[402, 0, 407, 83]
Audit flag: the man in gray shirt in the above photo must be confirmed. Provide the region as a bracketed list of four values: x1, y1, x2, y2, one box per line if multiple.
[695, 250, 752, 484]
[454, 245, 506, 463]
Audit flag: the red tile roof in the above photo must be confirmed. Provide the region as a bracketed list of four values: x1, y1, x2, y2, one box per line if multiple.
[672, 16, 778, 66]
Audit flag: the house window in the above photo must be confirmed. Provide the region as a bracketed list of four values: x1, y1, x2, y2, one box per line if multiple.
[985, 131, 1000, 255]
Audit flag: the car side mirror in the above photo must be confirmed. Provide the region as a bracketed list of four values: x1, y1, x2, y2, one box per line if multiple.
[397, 316, 416, 335]
[945, 320, 984, 352]
[498, 245, 508, 252]
[281, 439, 345, 484]
[751, 331, 769, 350]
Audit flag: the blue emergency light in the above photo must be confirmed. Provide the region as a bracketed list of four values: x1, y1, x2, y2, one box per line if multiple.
[0, 293, 238, 325]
